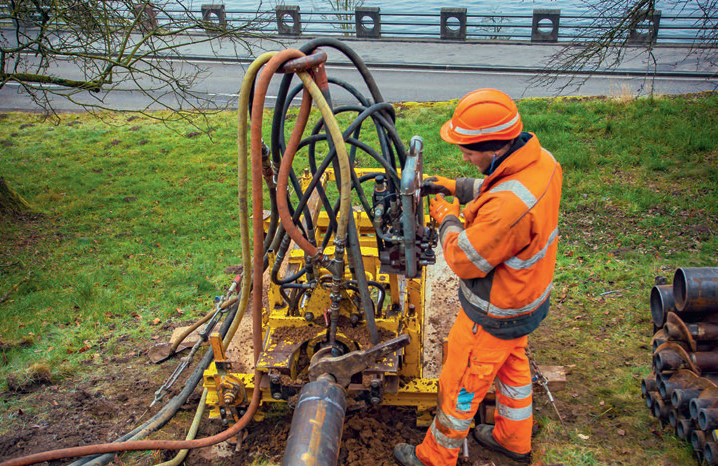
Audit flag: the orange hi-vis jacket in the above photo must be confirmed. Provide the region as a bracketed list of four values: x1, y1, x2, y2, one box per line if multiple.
[439, 133, 563, 340]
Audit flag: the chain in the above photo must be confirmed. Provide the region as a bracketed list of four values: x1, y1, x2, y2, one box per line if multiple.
[526, 346, 569, 435]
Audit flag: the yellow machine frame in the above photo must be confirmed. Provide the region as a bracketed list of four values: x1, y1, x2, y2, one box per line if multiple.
[203, 168, 440, 426]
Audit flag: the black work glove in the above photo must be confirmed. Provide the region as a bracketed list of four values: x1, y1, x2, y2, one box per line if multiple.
[421, 176, 456, 197]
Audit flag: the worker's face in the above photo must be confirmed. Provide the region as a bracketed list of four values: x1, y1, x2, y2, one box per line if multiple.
[458, 146, 496, 172]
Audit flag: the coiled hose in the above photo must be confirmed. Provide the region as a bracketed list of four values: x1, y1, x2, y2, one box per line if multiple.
[1, 39, 410, 466]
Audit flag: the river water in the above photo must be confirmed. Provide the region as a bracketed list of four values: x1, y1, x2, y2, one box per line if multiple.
[177, 0, 707, 41]
[181, 0, 699, 16]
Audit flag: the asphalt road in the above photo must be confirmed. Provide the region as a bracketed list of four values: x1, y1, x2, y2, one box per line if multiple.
[1, 38, 716, 112]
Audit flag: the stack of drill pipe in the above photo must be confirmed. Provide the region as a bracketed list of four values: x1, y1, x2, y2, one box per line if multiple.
[643, 267, 718, 463]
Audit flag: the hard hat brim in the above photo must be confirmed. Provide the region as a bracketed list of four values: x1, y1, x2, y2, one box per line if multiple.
[440, 119, 462, 145]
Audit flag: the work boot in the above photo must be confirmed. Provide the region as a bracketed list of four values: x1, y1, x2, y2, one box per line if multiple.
[473, 424, 531, 464]
[393, 443, 425, 466]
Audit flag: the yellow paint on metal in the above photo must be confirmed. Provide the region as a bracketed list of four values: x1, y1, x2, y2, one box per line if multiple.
[204, 166, 444, 426]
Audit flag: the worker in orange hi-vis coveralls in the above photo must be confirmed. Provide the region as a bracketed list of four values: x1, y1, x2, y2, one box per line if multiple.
[394, 89, 563, 466]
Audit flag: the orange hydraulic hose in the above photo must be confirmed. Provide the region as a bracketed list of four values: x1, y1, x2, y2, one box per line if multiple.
[275, 88, 316, 257]
[0, 53, 278, 466]
[251, 49, 321, 258]
[0, 376, 261, 466]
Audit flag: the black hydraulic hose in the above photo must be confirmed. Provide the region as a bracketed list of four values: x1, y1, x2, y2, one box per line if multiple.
[69, 300, 241, 466]
[274, 76, 371, 180]
[348, 280, 386, 317]
[345, 215, 379, 344]
[288, 165, 318, 243]
[326, 76, 371, 107]
[300, 104, 403, 218]
[271, 37, 396, 178]
[306, 103, 404, 186]
[263, 185, 279, 253]
[271, 234, 309, 286]
[309, 103, 396, 163]
[317, 171, 384, 253]
[297, 38, 393, 123]
[299, 134, 400, 189]
[329, 103, 394, 175]
[302, 117, 397, 222]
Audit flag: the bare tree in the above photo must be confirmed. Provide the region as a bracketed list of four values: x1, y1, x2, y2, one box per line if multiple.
[533, 0, 718, 94]
[0, 0, 274, 123]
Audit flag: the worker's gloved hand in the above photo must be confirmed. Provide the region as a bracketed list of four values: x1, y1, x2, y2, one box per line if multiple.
[430, 194, 460, 224]
[421, 176, 456, 197]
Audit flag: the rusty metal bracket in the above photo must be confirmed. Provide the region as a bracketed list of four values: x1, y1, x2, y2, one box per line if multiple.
[308, 334, 410, 387]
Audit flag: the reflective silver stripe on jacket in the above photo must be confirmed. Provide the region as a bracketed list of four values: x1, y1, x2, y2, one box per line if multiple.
[441, 223, 464, 248]
[472, 178, 483, 199]
[457, 230, 493, 273]
[505, 227, 559, 270]
[489, 180, 536, 209]
[496, 402, 533, 421]
[436, 406, 473, 432]
[450, 113, 520, 136]
[430, 418, 465, 449]
[496, 379, 533, 400]
[460, 281, 552, 317]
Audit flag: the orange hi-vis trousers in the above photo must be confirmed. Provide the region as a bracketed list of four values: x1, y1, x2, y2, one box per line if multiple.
[415, 310, 533, 466]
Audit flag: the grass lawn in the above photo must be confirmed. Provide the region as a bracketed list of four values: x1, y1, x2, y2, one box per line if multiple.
[1, 92, 717, 465]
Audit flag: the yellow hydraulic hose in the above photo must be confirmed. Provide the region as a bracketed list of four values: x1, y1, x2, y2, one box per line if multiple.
[298, 70, 352, 244]
[228, 51, 277, 349]
[153, 389, 208, 466]
[0, 52, 276, 466]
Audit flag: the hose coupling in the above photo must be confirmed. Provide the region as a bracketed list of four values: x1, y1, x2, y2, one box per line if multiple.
[308, 250, 326, 266]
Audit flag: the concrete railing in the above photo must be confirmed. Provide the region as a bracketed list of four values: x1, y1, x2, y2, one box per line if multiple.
[190, 5, 715, 44]
[1, 3, 714, 45]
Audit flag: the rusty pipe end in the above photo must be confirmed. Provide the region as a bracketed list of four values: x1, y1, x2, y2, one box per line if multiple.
[651, 284, 674, 327]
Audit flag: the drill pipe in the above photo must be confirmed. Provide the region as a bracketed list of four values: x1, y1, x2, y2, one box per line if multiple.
[673, 267, 718, 313]
[667, 321, 718, 342]
[651, 330, 667, 352]
[646, 391, 660, 410]
[677, 418, 695, 440]
[699, 407, 718, 430]
[282, 375, 347, 466]
[672, 388, 704, 409]
[690, 395, 718, 420]
[657, 369, 715, 401]
[706, 442, 718, 465]
[653, 345, 718, 373]
[693, 429, 708, 453]
[653, 396, 670, 421]
[651, 284, 676, 328]
[641, 373, 658, 398]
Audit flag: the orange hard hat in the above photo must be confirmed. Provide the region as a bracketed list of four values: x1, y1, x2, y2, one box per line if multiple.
[440, 89, 522, 145]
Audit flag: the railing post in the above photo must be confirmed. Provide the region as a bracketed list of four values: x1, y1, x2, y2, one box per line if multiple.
[355, 7, 380, 39]
[201, 4, 227, 28]
[531, 9, 560, 42]
[628, 10, 661, 44]
[133, 4, 158, 34]
[276, 5, 301, 36]
[440, 8, 466, 41]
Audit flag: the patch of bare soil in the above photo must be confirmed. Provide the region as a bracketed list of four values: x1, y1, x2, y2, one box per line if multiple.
[184, 404, 523, 466]
[423, 248, 460, 378]
[0, 248, 521, 466]
[0, 337, 199, 465]
[1, 334, 527, 466]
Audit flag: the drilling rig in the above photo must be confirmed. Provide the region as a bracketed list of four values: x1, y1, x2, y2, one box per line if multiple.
[201, 38, 446, 464]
